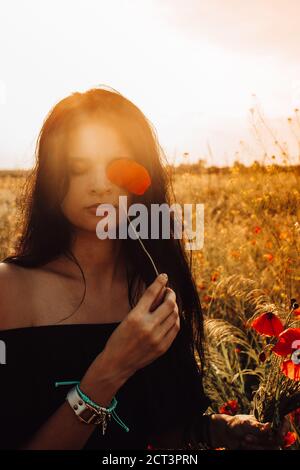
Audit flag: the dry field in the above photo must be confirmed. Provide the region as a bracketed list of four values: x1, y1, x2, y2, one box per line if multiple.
[1, 164, 300, 448]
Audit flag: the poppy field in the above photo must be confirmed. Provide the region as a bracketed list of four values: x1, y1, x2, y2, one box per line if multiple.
[172, 163, 300, 449]
[0, 163, 300, 449]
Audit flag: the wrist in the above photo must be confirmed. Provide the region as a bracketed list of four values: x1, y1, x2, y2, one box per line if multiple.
[100, 347, 137, 382]
[80, 351, 130, 407]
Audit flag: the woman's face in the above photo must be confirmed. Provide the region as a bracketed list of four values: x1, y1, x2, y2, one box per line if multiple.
[59, 117, 133, 234]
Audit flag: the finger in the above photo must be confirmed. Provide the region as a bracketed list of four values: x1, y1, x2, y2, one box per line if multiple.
[160, 312, 180, 346]
[160, 306, 179, 337]
[138, 274, 168, 311]
[242, 419, 273, 437]
[152, 288, 177, 324]
[149, 285, 167, 313]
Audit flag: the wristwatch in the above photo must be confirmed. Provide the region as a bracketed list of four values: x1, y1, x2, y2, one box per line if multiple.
[66, 385, 109, 428]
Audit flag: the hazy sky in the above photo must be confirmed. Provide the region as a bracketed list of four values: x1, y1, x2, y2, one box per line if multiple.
[0, 0, 300, 169]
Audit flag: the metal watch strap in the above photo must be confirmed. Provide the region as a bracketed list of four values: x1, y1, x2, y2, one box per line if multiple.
[66, 385, 107, 426]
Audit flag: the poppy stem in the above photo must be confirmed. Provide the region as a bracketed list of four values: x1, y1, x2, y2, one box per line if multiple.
[285, 306, 295, 328]
[119, 197, 159, 278]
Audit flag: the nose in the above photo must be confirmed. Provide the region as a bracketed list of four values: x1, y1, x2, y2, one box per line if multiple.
[89, 166, 112, 196]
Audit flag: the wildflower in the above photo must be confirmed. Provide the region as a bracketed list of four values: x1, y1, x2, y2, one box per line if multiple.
[263, 253, 274, 262]
[106, 158, 151, 195]
[203, 295, 212, 302]
[272, 328, 300, 356]
[219, 400, 239, 415]
[211, 272, 219, 282]
[279, 232, 288, 240]
[254, 226, 262, 234]
[230, 250, 240, 259]
[281, 360, 300, 381]
[283, 431, 297, 448]
[251, 312, 284, 337]
[197, 282, 206, 290]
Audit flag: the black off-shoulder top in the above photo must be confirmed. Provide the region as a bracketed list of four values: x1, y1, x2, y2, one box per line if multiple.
[0, 322, 211, 450]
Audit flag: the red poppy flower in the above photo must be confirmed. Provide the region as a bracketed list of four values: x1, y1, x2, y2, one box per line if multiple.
[251, 312, 284, 337]
[254, 226, 262, 234]
[281, 360, 300, 381]
[198, 283, 206, 290]
[106, 158, 151, 195]
[293, 307, 300, 318]
[273, 328, 300, 356]
[203, 295, 212, 302]
[283, 431, 297, 448]
[211, 272, 219, 282]
[219, 400, 239, 415]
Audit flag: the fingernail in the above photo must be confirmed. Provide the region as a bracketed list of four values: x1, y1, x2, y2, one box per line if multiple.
[159, 273, 168, 281]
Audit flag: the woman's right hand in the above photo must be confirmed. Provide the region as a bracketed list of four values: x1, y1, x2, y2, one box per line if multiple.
[97, 273, 180, 380]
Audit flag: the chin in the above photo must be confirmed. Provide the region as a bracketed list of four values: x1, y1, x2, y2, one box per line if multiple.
[83, 219, 120, 237]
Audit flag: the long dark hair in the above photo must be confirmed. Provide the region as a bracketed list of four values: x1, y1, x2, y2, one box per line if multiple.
[2, 86, 207, 447]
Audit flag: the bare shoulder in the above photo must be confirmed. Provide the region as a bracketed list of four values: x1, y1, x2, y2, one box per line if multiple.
[0, 261, 24, 289]
[0, 262, 34, 330]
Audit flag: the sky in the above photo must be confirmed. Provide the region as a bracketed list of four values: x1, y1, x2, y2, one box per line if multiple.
[0, 0, 300, 169]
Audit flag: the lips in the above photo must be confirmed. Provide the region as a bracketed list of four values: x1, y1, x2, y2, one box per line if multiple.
[86, 203, 118, 209]
[87, 203, 102, 209]
[85, 203, 118, 219]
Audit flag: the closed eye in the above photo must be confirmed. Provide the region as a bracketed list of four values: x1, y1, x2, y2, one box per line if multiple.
[68, 156, 134, 175]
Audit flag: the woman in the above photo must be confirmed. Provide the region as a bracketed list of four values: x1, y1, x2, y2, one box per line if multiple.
[0, 87, 281, 450]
